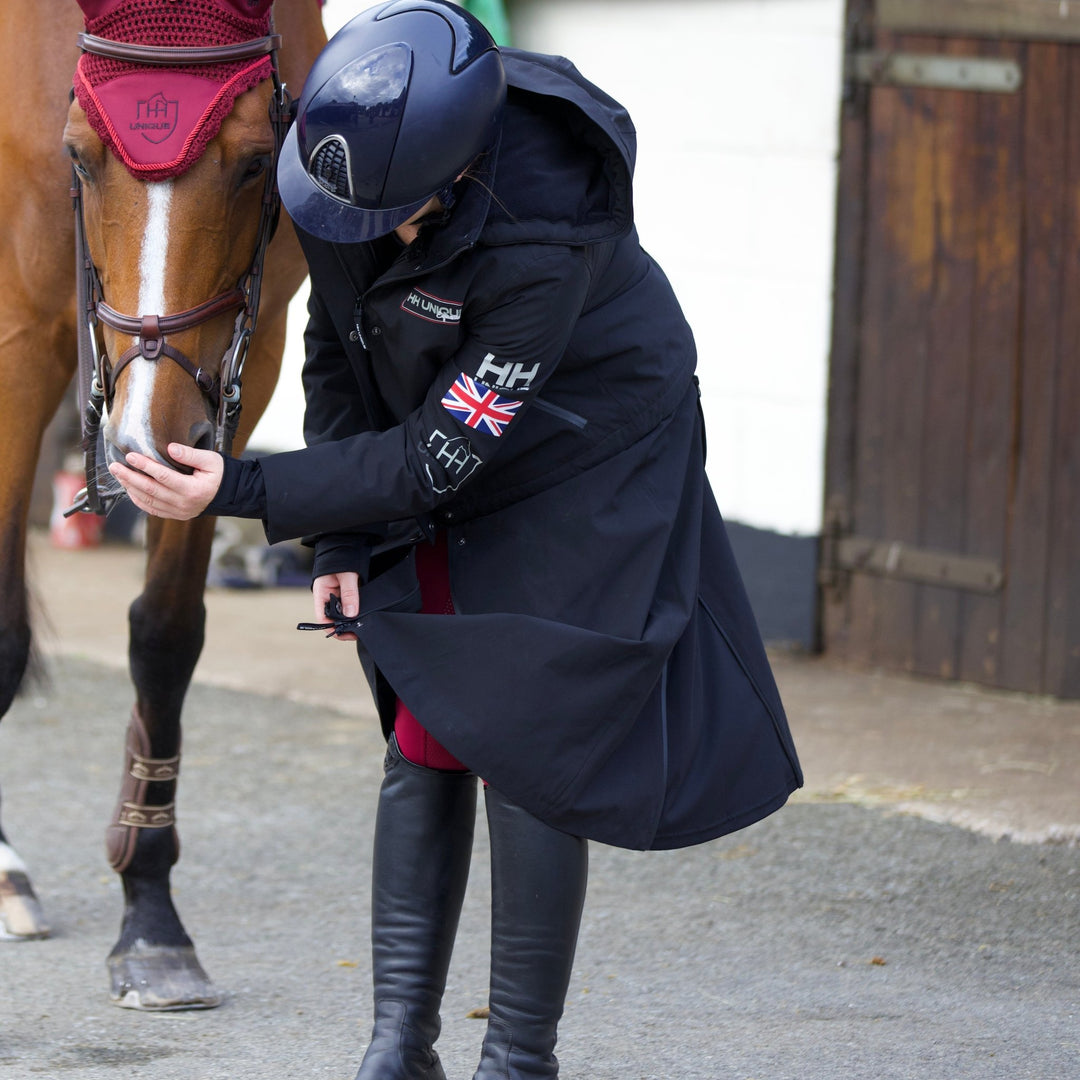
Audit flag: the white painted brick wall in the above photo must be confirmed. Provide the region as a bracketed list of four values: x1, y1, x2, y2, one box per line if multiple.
[253, 0, 844, 536]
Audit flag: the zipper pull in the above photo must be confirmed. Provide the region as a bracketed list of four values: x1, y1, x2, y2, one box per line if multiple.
[350, 299, 368, 349]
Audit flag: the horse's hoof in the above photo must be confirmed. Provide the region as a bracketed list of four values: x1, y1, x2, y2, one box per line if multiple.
[0, 868, 51, 940]
[107, 943, 222, 1010]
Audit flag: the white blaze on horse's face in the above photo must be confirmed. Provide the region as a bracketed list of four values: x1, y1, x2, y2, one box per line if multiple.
[114, 180, 175, 461]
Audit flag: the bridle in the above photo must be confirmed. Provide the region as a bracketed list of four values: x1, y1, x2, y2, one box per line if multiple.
[67, 28, 292, 517]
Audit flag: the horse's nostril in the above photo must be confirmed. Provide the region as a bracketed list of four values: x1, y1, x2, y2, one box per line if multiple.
[188, 422, 215, 453]
[169, 423, 216, 474]
[103, 441, 127, 470]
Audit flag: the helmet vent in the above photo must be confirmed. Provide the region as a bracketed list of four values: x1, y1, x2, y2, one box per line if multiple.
[309, 135, 354, 203]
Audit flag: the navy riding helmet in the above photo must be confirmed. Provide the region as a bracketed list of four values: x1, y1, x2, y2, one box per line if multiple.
[277, 0, 506, 242]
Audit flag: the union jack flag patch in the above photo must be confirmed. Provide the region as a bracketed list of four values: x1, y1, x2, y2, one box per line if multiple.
[440, 373, 523, 437]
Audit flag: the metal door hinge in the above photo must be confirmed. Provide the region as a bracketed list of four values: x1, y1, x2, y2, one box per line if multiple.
[851, 51, 1023, 93]
[821, 532, 1004, 595]
[819, 497, 1004, 596]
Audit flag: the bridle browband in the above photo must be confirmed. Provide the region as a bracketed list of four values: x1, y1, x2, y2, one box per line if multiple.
[76, 32, 282, 66]
[67, 27, 291, 517]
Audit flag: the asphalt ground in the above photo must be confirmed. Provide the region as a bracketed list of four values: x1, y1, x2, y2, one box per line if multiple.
[0, 531, 1077, 1080]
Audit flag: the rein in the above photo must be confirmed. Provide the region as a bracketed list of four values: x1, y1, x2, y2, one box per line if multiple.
[67, 28, 291, 518]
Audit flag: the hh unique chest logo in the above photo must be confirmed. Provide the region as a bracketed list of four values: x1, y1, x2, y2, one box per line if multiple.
[132, 93, 179, 144]
[402, 288, 463, 325]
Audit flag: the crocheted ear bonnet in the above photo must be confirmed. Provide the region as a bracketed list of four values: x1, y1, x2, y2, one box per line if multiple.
[73, 0, 276, 181]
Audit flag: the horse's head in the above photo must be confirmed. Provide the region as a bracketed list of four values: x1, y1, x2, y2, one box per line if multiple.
[65, 85, 277, 469]
[63, 0, 285, 485]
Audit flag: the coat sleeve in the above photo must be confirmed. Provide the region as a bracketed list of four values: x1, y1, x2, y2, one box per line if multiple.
[256, 247, 593, 544]
[298, 283, 381, 581]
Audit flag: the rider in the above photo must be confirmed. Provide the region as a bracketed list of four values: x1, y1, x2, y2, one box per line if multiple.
[110, 2, 802, 1076]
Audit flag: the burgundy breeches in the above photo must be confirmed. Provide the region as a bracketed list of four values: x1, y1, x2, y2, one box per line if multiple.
[393, 532, 467, 772]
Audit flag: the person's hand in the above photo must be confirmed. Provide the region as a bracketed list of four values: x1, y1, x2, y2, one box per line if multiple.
[313, 572, 360, 642]
[108, 443, 224, 520]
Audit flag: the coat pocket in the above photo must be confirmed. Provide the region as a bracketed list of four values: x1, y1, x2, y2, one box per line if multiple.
[531, 395, 588, 430]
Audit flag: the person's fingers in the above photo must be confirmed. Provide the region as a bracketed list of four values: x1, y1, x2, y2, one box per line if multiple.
[309, 574, 360, 642]
[313, 579, 333, 622]
[107, 460, 161, 511]
[337, 573, 361, 618]
[167, 442, 222, 477]
[109, 463, 178, 514]
[121, 451, 178, 485]
[107, 452, 216, 519]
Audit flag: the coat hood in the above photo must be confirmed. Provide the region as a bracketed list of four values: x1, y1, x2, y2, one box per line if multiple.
[476, 49, 637, 247]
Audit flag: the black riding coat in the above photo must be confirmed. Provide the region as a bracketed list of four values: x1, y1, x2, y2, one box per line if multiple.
[218, 49, 802, 849]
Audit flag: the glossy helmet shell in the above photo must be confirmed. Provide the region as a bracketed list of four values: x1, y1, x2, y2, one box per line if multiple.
[278, 0, 506, 242]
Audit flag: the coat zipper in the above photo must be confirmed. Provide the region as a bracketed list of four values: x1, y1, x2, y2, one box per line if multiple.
[351, 299, 369, 350]
[530, 396, 588, 430]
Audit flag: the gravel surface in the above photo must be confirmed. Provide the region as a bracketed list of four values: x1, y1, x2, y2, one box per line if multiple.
[1, 656, 1077, 1080]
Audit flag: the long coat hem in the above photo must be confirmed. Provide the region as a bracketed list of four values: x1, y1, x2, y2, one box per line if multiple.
[646, 786, 799, 852]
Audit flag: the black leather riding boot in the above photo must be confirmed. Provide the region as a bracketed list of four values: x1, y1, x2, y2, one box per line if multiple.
[354, 735, 477, 1080]
[472, 787, 589, 1080]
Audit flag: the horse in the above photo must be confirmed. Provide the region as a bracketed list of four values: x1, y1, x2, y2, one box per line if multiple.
[0, 0, 327, 1010]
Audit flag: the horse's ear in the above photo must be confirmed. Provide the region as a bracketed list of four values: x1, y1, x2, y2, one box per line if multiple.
[75, 1, 276, 26]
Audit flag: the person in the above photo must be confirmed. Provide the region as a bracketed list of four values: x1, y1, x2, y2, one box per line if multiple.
[110, 2, 803, 1077]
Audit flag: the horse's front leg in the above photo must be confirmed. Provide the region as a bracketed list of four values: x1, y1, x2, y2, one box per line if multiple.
[106, 512, 220, 1010]
[0, 526, 49, 941]
[0, 317, 75, 941]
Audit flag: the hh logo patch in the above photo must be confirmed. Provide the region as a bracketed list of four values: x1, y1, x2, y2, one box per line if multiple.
[425, 428, 482, 493]
[133, 93, 179, 144]
[476, 352, 539, 392]
[440, 373, 522, 437]
[402, 288, 463, 325]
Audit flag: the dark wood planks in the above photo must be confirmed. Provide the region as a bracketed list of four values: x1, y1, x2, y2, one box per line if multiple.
[998, 42, 1068, 693]
[1043, 50, 1080, 697]
[957, 39, 1023, 688]
[913, 36, 980, 682]
[824, 5, 1080, 698]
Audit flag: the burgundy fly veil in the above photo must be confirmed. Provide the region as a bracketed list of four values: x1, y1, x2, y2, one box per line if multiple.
[73, 0, 276, 181]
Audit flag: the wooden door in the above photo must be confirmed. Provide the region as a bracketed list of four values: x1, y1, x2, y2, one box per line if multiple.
[822, 0, 1080, 698]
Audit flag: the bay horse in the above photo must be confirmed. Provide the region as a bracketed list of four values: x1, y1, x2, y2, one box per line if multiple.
[0, 0, 326, 1009]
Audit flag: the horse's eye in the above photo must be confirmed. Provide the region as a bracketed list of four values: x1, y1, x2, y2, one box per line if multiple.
[241, 156, 269, 185]
[68, 147, 91, 181]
